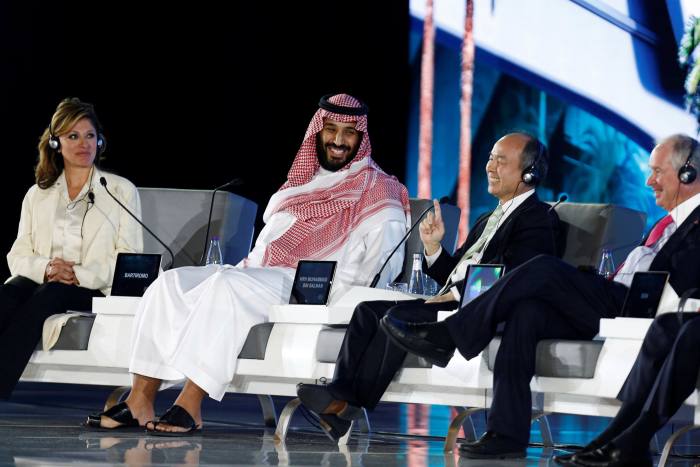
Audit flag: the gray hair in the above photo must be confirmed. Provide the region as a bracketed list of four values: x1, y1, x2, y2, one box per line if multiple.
[658, 134, 700, 172]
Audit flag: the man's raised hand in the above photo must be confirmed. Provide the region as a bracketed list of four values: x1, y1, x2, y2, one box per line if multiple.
[419, 199, 445, 256]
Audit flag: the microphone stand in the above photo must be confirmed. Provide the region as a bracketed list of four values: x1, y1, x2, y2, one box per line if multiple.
[548, 194, 568, 212]
[678, 287, 700, 326]
[549, 194, 568, 257]
[199, 178, 243, 266]
[100, 177, 177, 270]
[369, 203, 437, 288]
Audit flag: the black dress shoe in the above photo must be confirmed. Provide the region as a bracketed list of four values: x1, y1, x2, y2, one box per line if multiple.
[296, 383, 363, 421]
[457, 431, 526, 459]
[572, 442, 652, 467]
[318, 413, 352, 442]
[379, 316, 454, 367]
[552, 439, 605, 464]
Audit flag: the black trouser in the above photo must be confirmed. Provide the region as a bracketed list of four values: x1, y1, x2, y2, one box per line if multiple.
[442, 255, 628, 444]
[0, 276, 102, 398]
[610, 312, 700, 446]
[328, 298, 457, 410]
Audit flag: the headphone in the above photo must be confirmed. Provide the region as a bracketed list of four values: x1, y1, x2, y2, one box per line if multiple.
[48, 123, 105, 155]
[678, 139, 698, 184]
[521, 140, 546, 186]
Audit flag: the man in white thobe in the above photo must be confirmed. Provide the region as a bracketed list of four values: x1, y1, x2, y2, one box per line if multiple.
[87, 93, 410, 434]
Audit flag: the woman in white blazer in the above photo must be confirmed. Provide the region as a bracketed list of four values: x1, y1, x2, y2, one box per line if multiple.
[0, 98, 143, 398]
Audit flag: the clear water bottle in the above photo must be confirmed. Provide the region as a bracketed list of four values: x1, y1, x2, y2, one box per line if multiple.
[205, 236, 223, 265]
[408, 253, 426, 294]
[597, 248, 615, 280]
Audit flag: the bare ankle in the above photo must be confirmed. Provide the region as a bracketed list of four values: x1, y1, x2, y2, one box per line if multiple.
[124, 395, 155, 419]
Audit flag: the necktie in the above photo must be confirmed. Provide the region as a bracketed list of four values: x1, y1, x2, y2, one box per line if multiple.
[462, 204, 504, 260]
[438, 205, 504, 294]
[644, 215, 674, 246]
[614, 214, 675, 280]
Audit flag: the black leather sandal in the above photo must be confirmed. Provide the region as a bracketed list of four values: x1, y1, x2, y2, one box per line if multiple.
[146, 405, 202, 437]
[85, 402, 141, 430]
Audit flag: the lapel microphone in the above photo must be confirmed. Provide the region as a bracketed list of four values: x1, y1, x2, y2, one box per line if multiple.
[80, 189, 96, 239]
[100, 176, 176, 270]
[198, 178, 243, 266]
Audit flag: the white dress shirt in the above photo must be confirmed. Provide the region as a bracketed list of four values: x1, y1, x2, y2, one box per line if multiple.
[50, 172, 94, 264]
[614, 191, 700, 288]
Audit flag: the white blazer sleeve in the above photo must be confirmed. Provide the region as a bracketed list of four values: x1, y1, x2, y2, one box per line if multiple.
[6, 187, 50, 284]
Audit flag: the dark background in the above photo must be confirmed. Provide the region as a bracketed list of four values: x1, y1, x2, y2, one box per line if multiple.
[0, 1, 410, 280]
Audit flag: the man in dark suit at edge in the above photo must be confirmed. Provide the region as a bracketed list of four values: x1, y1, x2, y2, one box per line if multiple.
[383, 134, 700, 462]
[557, 136, 700, 466]
[297, 132, 560, 441]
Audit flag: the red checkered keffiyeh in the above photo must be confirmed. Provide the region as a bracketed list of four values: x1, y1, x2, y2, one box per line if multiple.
[261, 94, 410, 268]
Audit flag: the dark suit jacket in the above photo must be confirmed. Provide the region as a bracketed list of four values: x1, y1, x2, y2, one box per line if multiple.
[425, 193, 560, 290]
[646, 205, 700, 297]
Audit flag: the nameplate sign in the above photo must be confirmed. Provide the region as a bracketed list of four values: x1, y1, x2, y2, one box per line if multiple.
[289, 260, 337, 305]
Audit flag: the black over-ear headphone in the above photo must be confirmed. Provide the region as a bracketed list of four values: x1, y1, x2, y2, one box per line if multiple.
[521, 140, 545, 186]
[679, 138, 698, 184]
[48, 123, 105, 155]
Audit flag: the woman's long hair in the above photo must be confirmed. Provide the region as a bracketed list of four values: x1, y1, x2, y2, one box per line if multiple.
[35, 98, 106, 189]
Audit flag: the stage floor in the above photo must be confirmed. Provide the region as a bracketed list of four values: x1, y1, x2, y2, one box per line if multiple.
[1, 382, 698, 466]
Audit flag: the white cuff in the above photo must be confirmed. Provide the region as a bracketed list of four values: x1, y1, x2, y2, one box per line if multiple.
[449, 286, 460, 302]
[424, 246, 443, 268]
